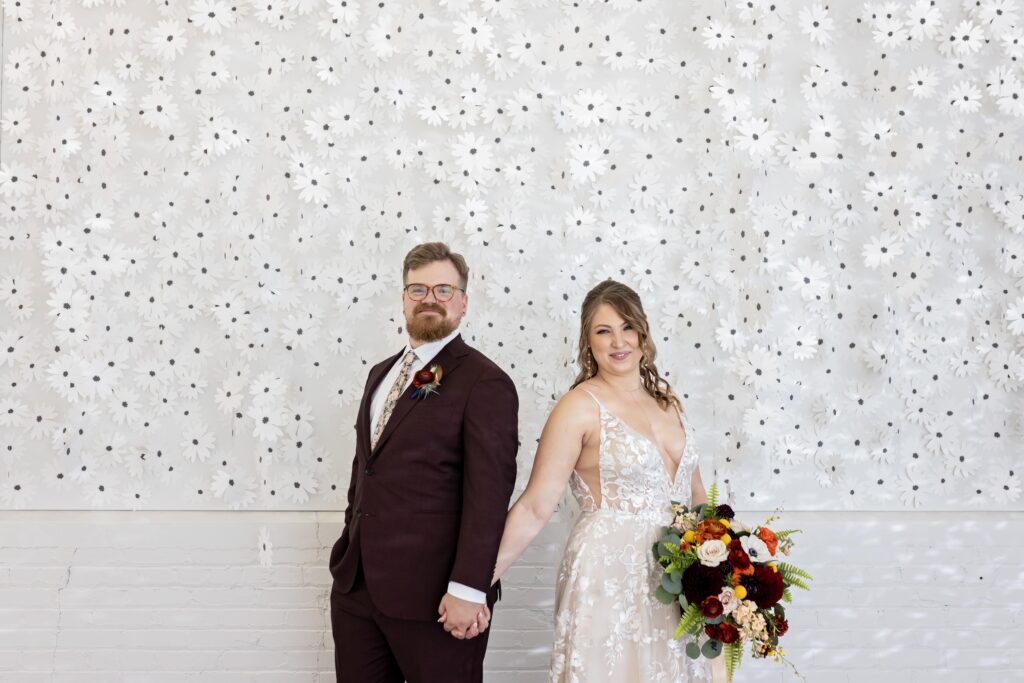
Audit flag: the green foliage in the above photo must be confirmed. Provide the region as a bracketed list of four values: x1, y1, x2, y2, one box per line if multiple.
[777, 562, 813, 591]
[773, 529, 802, 540]
[674, 602, 703, 639]
[776, 562, 813, 580]
[655, 585, 675, 605]
[785, 576, 811, 591]
[781, 587, 793, 603]
[724, 641, 743, 681]
[701, 639, 723, 659]
[705, 482, 719, 518]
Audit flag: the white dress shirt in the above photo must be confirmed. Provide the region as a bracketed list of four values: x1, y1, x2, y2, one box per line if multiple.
[369, 327, 488, 605]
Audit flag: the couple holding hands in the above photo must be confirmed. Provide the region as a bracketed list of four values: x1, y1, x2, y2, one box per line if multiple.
[329, 242, 709, 683]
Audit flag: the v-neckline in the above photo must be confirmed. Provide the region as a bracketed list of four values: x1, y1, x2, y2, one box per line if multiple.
[596, 400, 686, 487]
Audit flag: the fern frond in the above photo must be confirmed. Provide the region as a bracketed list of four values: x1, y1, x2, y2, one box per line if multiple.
[674, 602, 702, 639]
[707, 481, 719, 507]
[786, 577, 811, 591]
[781, 588, 793, 603]
[777, 562, 814, 582]
[773, 529, 803, 540]
[724, 641, 743, 681]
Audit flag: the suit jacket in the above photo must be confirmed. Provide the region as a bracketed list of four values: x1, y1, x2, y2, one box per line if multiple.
[329, 334, 519, 621]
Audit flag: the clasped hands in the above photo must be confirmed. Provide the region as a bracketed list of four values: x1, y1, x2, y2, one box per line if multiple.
[437, 592, 491, 640]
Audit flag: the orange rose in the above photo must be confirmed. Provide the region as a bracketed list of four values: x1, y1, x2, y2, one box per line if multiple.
[756, 527, 779, 556]
[680, 541, 692, 552]
[694, 520, 728, 544]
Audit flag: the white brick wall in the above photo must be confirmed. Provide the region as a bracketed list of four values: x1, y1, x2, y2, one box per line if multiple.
[1, 511, 1022, 682]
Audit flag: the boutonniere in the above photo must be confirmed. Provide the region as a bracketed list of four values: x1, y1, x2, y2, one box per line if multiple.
[411, 364, 443, 399]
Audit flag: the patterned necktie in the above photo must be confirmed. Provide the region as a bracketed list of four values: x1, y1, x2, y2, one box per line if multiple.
[371, 350, 417, 449]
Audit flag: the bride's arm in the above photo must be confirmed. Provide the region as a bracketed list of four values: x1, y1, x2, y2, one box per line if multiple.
[491, 391, 593, 584]
[690, 464, 709, 507]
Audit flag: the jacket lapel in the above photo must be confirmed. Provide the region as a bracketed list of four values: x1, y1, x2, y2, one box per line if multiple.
[358, 350, 403, 459]
[368, 335, 471, 461]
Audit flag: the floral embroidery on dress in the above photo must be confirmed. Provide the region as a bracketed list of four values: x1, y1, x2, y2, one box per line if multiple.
[551, 389, 709, 683]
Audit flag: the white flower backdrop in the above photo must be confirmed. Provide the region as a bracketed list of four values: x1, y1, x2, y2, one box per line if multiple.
[1, 0, 1022, 511]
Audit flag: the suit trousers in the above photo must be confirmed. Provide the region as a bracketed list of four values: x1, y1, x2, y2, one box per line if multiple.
[330, 564, 490, 683]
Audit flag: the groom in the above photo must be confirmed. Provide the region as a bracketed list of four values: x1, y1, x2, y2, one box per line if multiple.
[329, 242, 519, 682]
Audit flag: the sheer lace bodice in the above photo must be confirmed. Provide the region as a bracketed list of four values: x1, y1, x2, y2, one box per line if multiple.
[550, 389, 708, 683]
[568, 389, 698, 516]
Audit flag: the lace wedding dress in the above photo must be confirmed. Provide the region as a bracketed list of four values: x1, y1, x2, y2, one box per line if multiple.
[549, 389, 709, 683]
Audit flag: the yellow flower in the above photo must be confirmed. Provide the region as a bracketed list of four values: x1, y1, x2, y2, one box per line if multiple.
[769, 562, 778, 572]
[721, 533, 732, 545]
[683, 530, 696, 544]
[734, 585, 747, 600]
[720, 519, 731, 529]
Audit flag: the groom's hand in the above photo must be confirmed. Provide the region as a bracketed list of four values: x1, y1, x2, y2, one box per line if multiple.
[437, 593, 489, 639]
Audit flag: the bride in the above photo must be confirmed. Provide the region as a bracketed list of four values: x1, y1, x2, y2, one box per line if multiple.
[492, 280, 710, 682]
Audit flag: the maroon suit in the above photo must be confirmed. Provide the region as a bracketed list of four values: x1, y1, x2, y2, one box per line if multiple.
[329, 334, 519, 682]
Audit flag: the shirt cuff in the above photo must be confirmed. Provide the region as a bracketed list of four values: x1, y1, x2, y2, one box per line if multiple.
[447, 581, 487, 604]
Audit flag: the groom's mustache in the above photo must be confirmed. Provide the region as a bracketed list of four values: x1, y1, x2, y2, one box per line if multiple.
[414, 303, 445, 316]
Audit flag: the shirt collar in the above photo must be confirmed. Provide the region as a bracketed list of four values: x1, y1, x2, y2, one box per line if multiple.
[406, 327, 460, 365]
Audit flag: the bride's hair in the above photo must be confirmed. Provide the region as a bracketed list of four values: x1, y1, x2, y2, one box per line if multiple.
[571, 280, 682, 412]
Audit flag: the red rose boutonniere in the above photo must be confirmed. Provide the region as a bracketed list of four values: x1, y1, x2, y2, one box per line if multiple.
[411, 364, 443, 399]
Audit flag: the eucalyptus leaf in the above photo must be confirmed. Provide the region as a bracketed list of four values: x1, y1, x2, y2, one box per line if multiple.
[655, 585, 675, 605]
[701, 639, 723, 659]
[705, 614, 724, 625]
[685, 641, 701, 659]
[661, 573, 682, 594]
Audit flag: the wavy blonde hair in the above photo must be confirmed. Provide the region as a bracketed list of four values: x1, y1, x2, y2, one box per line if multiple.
[571, 280, 682, 412]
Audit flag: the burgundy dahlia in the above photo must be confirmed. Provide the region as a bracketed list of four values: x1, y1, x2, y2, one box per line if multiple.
[715, 504, 735, 520]
[743, 564, 785, 609]
[682, 564, 725, 606]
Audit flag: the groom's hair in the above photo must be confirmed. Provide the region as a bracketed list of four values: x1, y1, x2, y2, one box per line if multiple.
[403, 242, 470, 290]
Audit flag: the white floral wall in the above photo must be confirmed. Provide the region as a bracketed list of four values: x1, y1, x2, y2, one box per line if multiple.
[1, 0, 1022, 511]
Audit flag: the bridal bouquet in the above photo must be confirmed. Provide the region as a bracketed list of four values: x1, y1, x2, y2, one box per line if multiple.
[652, 484, 811, 680]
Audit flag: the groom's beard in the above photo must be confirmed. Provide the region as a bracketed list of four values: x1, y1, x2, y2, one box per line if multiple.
[406, 303, 458, 342]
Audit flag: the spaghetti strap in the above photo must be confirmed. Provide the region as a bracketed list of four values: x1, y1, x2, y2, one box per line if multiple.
[576, 386, 605, 410]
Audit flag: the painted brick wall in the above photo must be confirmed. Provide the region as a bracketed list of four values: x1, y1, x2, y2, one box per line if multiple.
[1, 511, 1021, 682]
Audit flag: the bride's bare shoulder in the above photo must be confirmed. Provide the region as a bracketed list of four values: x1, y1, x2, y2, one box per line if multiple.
[548, 384, 600, 426]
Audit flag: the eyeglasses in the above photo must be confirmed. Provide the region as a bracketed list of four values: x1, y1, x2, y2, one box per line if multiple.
[403, 283, 465, 302]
